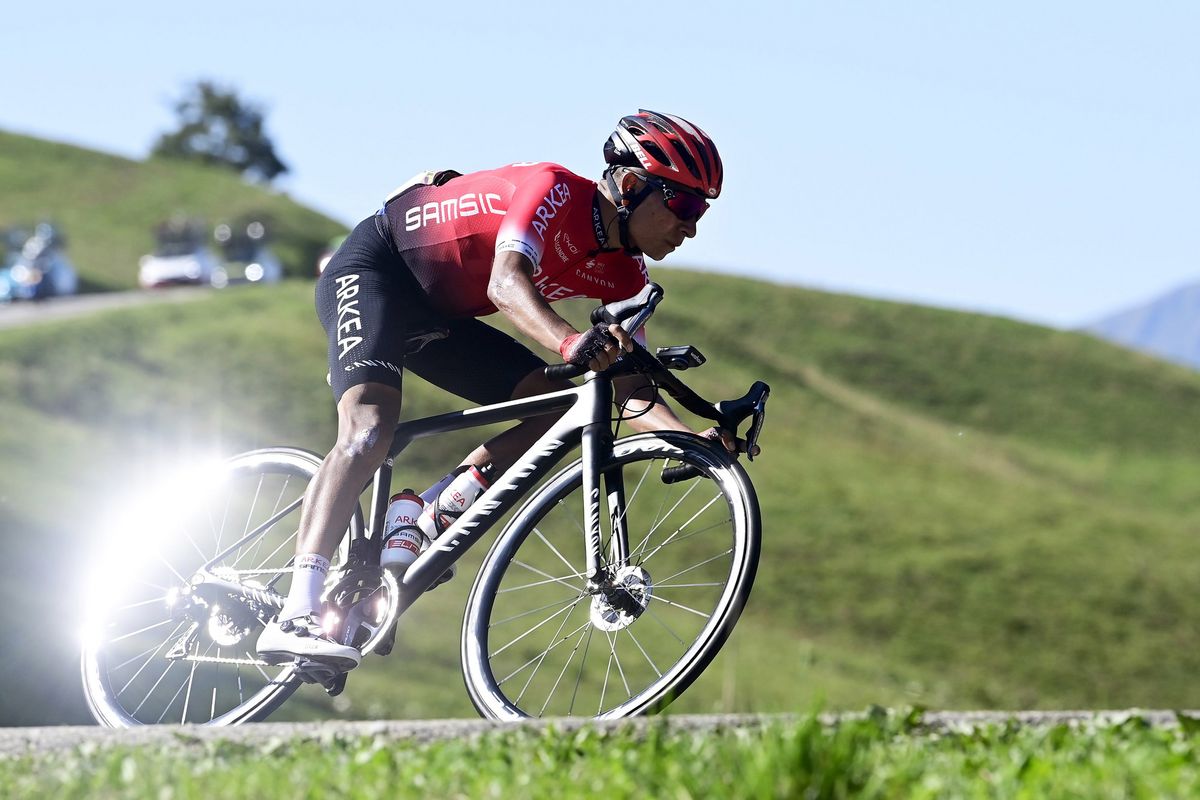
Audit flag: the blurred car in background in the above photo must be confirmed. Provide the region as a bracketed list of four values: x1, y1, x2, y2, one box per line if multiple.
[138, 217, 220, 289]
[211, 220, 283, 288]
[0, 222, 79, 302]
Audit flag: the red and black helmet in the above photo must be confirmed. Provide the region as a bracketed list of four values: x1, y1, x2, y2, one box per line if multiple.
[604, 109, 723, 199]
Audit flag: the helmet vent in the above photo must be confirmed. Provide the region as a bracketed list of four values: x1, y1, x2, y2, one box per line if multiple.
[669, 139, 702, 181]
[639, 140, 672, 169]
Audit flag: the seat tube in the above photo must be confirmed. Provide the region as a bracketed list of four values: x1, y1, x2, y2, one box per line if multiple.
[580, 376, 614, 582]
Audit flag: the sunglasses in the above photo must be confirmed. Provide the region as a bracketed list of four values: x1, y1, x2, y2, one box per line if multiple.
[643, 176, 709, 222]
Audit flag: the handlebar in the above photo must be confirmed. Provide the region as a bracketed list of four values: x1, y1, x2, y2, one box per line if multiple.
[543, 285, 771, 476]
[544, 283, 664, 382]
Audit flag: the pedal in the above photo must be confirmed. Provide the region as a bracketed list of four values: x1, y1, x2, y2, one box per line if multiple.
[321, 672, 348, 697]
[293, 658, 345, 686]
[425, 566, 456, 592]
[374, 620, 400, 656]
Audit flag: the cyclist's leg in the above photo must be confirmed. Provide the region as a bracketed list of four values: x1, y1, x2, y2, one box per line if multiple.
[294, 382, 403, 561]
[462, 368, 571, 471]
[404, 319, 562, 473]
[259, 216, 420, 667]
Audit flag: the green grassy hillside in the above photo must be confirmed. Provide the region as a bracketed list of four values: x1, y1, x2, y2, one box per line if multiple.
[0, 130, 347, 288]
[3, 272, 1200, 726]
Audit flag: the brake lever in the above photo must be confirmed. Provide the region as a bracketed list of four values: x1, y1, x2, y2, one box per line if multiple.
[744, 389, 769, 462]
[715, 381, 770, 461]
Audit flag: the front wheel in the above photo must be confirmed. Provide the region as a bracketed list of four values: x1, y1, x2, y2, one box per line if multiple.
[461, 432, 761, 719]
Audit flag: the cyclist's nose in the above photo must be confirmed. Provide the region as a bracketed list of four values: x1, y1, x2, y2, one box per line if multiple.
[681, 219, 698, 238]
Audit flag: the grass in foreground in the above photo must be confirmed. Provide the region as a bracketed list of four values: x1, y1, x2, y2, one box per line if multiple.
[5, 711, 1200, 799]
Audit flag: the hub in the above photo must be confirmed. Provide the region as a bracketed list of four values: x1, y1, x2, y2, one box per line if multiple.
[590, 565, 653, 632]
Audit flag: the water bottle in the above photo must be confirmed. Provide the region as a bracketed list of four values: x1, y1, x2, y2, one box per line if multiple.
[418, 463, 494, 540]
[380, 489, 426, 573]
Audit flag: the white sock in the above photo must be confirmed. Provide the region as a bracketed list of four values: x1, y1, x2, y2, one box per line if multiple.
[279, 553, 330, 621]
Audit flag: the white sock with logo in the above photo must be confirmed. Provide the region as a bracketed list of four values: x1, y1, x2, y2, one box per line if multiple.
[279, 553, 330, 622]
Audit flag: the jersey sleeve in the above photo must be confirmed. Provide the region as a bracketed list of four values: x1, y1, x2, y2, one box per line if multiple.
[494, 168, 577, 268]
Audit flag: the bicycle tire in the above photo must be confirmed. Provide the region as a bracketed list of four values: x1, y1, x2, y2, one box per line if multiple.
[461, 431, 760, 720]
[80, 447, 360, 727]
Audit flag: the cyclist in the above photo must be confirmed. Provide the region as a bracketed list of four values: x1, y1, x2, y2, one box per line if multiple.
[257, 109, 744, 669]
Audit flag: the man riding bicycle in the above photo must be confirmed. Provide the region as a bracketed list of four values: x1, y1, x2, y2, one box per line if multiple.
[258, 109, 745, 669]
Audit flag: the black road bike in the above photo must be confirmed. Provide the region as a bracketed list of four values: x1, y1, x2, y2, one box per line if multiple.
[81, 284, 770, 726]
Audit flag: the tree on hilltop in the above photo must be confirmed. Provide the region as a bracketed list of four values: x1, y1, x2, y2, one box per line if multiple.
[152, 80, 289, 183]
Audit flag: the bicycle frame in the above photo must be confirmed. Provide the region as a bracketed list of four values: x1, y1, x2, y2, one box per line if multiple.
[357, 370, 622, 620]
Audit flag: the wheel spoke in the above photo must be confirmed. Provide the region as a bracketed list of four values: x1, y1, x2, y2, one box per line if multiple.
[626, 627, 661, 678]
[654, 548, 735, 586]
[631, 478, 701, 560]
[531, 526, 580, 577]
[568, 625, 596, 716]
[496, 571, 588, 594]
[538, 625, 591, 718]
[243, 650, 272, 682]
[652, 596, 710, 619]
[180, 658, 200, 723]
[232, 473, 267, 563]
[129, 658, 178, 717]
[111, 617, 176, 645]
[209, 486, 233, 557]
[116, 620, 190, 694]
[210, 649, 220, 721]
[634, 500, 725, 566]
[109, 595, 171, 615]
[503, 619, 592, 693]
[645, 604, 686, 645]
[253, 527, 299, 575]
[490, 594, 587, 659]
[490, 595, 585, 628]
[597, 630, 632, 715]
[509, 559, 588, 593]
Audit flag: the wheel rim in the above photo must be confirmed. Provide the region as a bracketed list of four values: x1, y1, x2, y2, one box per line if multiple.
[80, 449, 350, 726]
[465, 435, 758, 719]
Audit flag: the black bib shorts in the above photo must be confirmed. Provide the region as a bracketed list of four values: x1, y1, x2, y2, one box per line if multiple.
[315, 214, 546, 405]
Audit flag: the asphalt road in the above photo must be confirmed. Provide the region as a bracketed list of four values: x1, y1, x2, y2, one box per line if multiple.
[0, 287, 209, 330]
[1, 710, 1190, 758]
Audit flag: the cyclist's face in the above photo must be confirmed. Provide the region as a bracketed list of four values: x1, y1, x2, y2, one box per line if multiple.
[629, 180, 700, 261]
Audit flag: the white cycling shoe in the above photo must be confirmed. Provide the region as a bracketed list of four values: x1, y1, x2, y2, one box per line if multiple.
[257, 614, 361, 672]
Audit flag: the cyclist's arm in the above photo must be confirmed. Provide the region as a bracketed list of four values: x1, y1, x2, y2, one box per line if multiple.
[487, 250, 576, 353]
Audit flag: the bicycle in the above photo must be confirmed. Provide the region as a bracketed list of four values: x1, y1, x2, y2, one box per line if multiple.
[80, 283, 770, 726]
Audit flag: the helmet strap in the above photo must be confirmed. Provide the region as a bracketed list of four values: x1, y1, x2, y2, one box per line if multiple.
[605, 169, 654, 255]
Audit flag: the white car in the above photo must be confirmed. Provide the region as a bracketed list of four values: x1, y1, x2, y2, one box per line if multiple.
[138, 245, 222, 289]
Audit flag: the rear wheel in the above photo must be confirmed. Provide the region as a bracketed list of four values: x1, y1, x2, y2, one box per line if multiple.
[80, 448, 360, 727]
[462, 432, 761, 719]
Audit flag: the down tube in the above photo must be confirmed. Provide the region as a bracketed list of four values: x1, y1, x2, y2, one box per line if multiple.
[398, 397, 597, 596]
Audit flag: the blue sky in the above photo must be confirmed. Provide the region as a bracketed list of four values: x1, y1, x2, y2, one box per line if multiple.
[1, 1, 1196, 328]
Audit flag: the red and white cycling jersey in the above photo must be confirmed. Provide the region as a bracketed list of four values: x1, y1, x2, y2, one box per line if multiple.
[381, 163, 649, 318]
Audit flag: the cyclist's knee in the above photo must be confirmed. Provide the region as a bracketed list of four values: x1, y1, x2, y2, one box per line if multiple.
[333, 384, 402, 466]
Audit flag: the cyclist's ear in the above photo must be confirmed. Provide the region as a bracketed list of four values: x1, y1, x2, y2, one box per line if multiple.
[617, 170, 641, 199]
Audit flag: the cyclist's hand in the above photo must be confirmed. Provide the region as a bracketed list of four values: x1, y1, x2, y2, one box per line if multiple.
[701, 427, 761, 459]
[559, 324, 633, 371]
